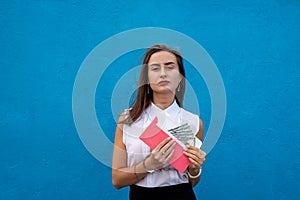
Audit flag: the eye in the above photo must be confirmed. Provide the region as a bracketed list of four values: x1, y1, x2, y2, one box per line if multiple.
[150, 65, 160, 71]
[166, 65, 175, 70]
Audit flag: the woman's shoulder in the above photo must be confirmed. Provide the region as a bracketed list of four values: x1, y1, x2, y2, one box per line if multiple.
[119, 107, 146, 126]
[181, 108, 202, 134]
[119, 108, 132, 117]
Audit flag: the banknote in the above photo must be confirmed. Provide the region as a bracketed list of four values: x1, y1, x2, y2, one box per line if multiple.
[168, 123, 195, 146]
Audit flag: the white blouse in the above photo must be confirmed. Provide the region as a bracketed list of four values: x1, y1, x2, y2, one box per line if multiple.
[123, 101, 202, 188]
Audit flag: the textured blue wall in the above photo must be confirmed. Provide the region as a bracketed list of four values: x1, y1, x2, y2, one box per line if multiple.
[1, 0, 299, 200]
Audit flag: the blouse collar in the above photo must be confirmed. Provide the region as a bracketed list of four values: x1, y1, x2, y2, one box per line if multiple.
[145, 100, 181, 125]
[150, 100, 180, 117]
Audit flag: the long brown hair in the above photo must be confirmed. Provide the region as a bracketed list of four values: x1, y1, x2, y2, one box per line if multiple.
[125, 44, 186, 124]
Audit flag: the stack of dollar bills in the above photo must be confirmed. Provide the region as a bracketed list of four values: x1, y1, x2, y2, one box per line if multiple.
[168, 123, 195, 147]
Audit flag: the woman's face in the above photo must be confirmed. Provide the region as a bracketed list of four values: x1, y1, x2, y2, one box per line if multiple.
[148, 51, 182, 94]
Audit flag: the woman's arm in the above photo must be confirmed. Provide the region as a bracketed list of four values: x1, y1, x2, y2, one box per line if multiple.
[184, 118, 206, 187]
[111, 113, 148, 189]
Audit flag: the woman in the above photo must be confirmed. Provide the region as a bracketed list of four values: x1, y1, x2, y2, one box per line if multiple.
[112, 44, 206, 200]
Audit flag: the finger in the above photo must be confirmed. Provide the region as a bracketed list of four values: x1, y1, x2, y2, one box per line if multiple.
[184, 151, 206, 167]
[185, 147, 207, 159]
[186, 145, 200, 154]
[164, 148, 175, 164]
[183, 151, 199, 161]
[199, 150, 207, 158]
[189, 163, 198, 170]
[154, 137, 172, 151]
[186, 145, 199, 150]
[160, 140, 176, 155]
[161, 141, 176, 158]
[188, 157, 200, 167]
[189, 156, 205, 168]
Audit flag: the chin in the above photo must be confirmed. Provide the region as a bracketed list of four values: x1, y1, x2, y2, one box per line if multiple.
[154, 87, 175, 94]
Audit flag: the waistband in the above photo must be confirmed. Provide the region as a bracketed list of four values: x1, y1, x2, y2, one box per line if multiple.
[129, 183, 196, 200]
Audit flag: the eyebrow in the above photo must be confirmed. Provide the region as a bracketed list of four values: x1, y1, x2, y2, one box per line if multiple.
[165, 62, 175, 66]
[149, 62, 176, 66]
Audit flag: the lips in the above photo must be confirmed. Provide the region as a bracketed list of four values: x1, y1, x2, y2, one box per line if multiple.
[158, 80, 170, 85]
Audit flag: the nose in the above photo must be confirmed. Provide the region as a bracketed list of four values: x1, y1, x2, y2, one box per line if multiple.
[160, 67, 167, 78]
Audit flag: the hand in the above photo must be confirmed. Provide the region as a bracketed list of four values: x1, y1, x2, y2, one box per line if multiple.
[146, 137, 176, 170]
[183, 145, 206, 174]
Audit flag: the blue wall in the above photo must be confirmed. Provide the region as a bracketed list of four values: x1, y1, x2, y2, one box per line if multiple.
[1, 0, 299, 199]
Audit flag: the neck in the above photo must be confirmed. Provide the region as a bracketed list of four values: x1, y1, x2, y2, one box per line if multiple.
[152, 92, 175, 109]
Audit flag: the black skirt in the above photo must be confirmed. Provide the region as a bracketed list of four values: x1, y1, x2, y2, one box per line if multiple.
[129, 183, 197, 200]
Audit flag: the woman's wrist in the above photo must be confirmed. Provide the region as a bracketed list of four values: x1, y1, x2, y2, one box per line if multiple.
[187, 167, 202, 179]
[143, 156, 156, 173]
[188, 167, 199, 175]
[133, 164, 140, 181]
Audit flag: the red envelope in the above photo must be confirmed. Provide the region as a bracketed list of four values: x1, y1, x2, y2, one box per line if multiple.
[139, 117, 190, 173]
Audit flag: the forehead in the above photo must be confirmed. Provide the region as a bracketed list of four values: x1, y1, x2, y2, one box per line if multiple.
[148, 51, 177, 64]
